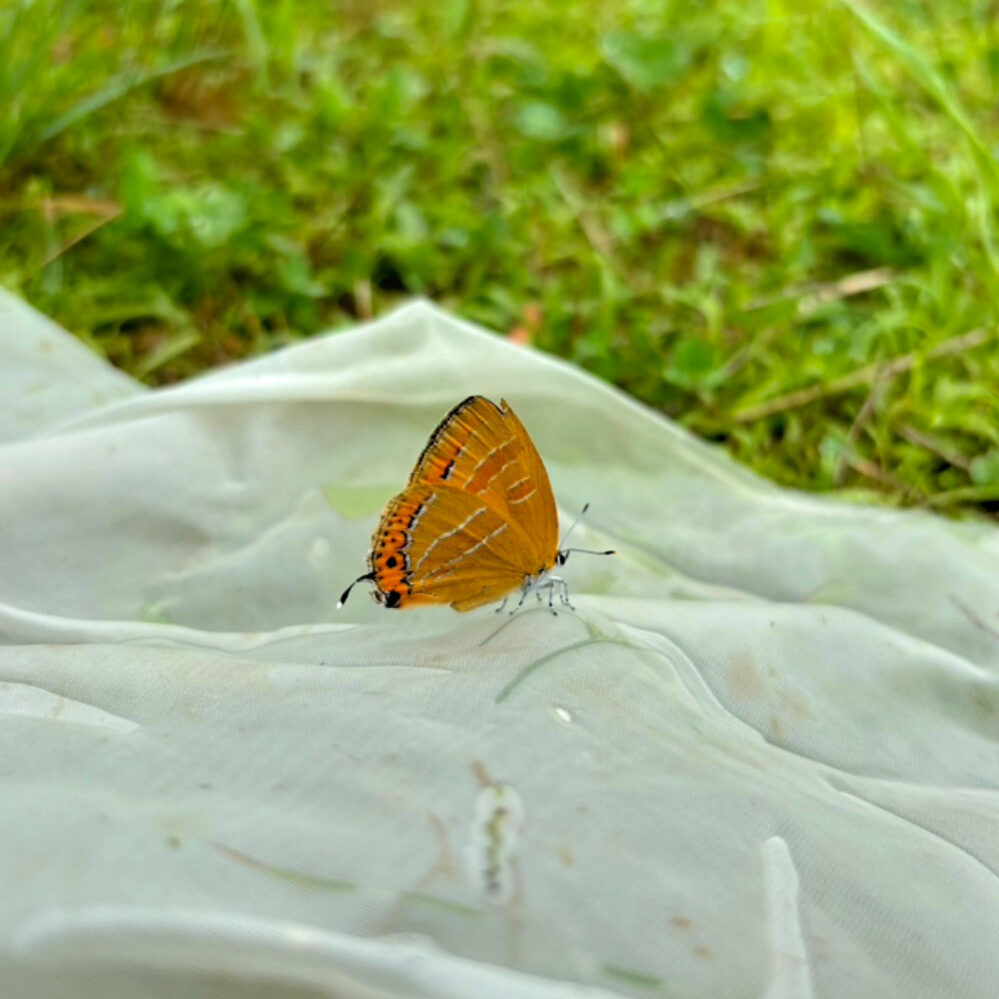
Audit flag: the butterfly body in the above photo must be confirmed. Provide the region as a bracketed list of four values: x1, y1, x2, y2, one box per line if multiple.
[339, 396, 612, 613]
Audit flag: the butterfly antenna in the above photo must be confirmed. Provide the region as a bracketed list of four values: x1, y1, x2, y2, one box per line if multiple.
[560, 547, 617, 559]
[557, 503, 616, 565]
[559, 502, 590, 548]
[337, 571, 375, 609]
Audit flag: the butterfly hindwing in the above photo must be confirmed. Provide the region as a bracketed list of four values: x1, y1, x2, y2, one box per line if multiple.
[369, 482, 543, 610]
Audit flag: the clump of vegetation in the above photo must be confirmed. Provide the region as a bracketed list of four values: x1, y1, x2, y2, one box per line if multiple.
[3, 0, 998, 515]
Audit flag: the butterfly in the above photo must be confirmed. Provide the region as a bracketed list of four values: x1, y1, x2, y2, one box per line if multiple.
[338, 395, 614, 613]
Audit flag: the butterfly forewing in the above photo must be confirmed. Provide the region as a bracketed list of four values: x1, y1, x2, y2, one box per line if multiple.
[410, 396, 558, 559]
[409, 397, 514, 499]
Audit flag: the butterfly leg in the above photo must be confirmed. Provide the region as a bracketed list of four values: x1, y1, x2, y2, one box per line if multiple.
[547, 575, 574, 612]
[494, 596, 508, 614]
[511, 583, 532, 615]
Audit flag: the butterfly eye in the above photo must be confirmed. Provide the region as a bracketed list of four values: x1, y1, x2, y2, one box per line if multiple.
[556, 551, 568, 566]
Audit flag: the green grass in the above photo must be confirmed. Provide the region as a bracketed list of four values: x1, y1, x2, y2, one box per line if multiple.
[3, 0, 999, 515]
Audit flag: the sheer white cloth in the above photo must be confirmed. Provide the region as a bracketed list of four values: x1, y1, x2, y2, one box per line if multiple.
[2, 289, 997, 999]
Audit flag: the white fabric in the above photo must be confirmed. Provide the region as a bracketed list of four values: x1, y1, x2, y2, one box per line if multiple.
[1, 289, 997, 999]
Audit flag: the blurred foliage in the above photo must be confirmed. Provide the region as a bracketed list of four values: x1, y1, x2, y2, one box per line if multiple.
[3, 0, 999, 515]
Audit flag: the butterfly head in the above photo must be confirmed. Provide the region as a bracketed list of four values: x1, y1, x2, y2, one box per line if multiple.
[373, 587, 402, 609]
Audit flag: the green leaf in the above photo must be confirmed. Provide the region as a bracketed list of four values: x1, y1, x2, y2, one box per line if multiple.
[275, 251, 325, 298]
[514, 101, 567, 141]
[970, 450, 999, 486]
[662, 336, 720, 389]
[600, 32, 690, 93]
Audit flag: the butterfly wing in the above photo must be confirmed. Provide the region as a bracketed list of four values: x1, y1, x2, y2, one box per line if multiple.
[409, 396, 513, 493]
[359, 396, 560, 612]
[496, 398, 559, 564]
[408, 396, 559, 568]
[368, 482, 543, 611]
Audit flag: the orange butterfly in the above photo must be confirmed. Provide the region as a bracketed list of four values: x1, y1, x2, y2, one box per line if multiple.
[338, 396, 614, 613]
